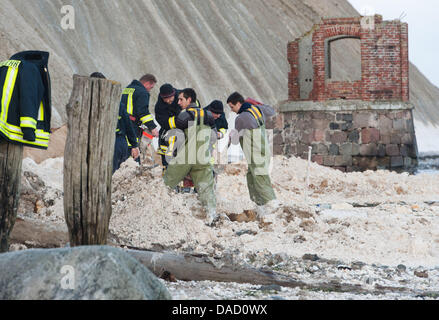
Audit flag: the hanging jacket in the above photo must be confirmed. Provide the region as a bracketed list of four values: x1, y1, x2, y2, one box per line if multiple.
[0, 51, 51, 149]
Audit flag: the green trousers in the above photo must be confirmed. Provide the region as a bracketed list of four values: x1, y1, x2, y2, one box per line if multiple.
[163, 114, 216, 211]
[247, 163, 276, 206]
[164, 163, 216, 210]
[240, 125, 276, 206]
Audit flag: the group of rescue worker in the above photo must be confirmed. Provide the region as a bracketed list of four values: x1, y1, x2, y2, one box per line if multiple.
[109, 71, 279, 226]
[0, 49, 278, 228]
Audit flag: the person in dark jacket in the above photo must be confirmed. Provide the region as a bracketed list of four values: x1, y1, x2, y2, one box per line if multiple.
[90, 72, 139, 173]
[204, 100, 228, 140]
[154, 83, 181, 167]
[120, 74, 159, 163]
[113, 103, 140, 173]
[0, 51, 51, 149]
[204, 100, 228, 175]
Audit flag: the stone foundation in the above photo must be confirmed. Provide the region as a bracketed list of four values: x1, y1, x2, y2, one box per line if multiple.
[273, 100, 418, 172]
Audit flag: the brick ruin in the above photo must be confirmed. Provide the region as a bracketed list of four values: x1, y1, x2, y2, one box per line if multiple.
[272, 15, 418, 172]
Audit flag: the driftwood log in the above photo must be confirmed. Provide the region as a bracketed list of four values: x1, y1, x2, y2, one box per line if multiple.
[0, 141, 23, 252]
[126, 249, 439, 298]
[127, 249, 305, 288]
[64, 75, 121, 246]
[10, 218, 68, 249]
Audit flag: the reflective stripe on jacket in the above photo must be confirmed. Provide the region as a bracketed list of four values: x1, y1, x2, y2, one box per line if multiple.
[120, 80, 157, 131]
[0, 52, 51, 149]
[239, 105, 270, 175]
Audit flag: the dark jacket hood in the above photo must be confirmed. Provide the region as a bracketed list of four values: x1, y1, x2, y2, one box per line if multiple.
[10, 51, 49, 69]
[238, 102, 253, 114]
[9, 51, 51, 128]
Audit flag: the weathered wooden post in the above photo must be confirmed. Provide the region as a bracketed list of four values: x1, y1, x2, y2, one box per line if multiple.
[0, 142, 23, 253]
[64, 75, 121, 246]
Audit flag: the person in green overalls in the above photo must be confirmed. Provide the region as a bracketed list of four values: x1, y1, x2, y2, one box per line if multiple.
[227, 92, 279, 219]
[163, 88, 220, 226]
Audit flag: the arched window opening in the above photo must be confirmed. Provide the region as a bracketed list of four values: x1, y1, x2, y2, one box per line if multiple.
[326, 37, 361, 81]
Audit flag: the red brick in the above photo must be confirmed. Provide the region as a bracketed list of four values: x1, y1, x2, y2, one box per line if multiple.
[361, 128, 380, 144]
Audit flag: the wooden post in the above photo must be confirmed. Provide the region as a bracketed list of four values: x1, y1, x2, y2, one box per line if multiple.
[64, 75, 121, 246]
[0, 142, 23, 253]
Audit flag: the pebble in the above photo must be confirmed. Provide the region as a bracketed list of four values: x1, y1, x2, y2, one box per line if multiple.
[306, 267, 316, 274]
[397, 264, 407, 272]
[352, 261, 366, 270]
[273, 252, 289, 263]
[293, 235, 307, 243]
[258, 284, 282, 292]
[337, 265, 352, 271]
[270, 296, 286, 300]
[302, 254, 320, 261]
[9, 244, 28, 251]
[316, 204, 332, 211]
[236, 229, 257, 236]
[414, 270, 429, 278]
[311, 265, 320, 272]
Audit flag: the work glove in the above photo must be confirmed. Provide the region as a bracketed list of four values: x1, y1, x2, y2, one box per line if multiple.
[150, 128, 159, 138]
[22, 128, 36, 142]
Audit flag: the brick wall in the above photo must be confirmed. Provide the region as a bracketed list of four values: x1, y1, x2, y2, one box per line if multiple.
[287, 41, 300, 100]
[288, 15, 410, 102]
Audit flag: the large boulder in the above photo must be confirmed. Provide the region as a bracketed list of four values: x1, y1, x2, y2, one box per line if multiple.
[0, 246, 172, 300]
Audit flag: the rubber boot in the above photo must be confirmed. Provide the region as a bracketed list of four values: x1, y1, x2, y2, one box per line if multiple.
[206, 209, 220, 227]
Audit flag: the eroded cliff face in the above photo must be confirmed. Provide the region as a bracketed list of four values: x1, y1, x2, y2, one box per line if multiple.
[0, 0, 437, 129]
